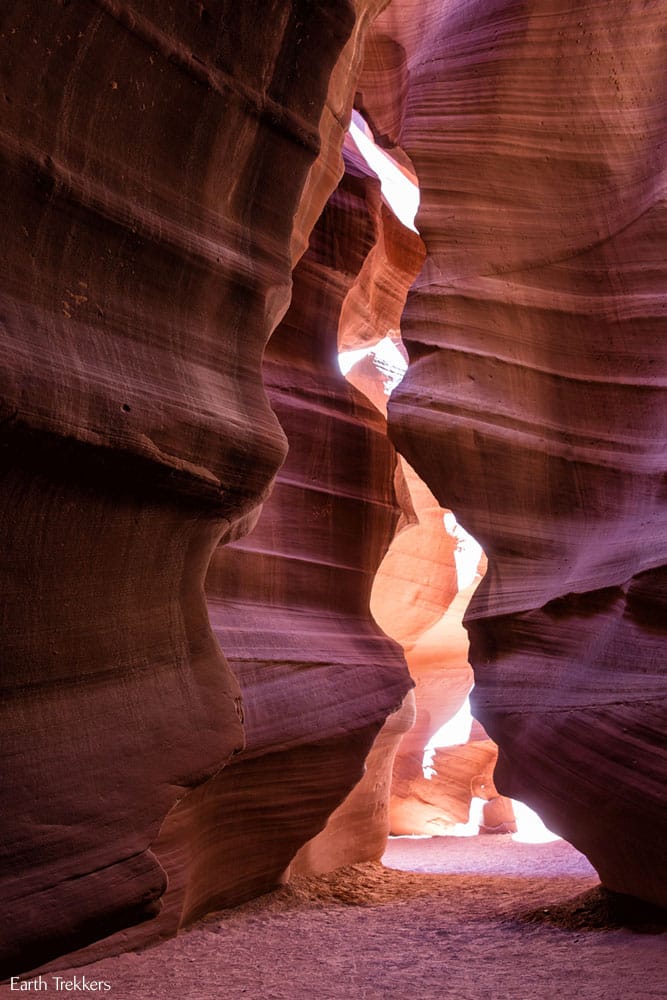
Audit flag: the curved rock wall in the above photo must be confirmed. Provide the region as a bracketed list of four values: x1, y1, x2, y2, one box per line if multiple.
[2, 0, 665, 978]
[368, 0, 667, 904]
[338, 135, 498, 842]
[0, 0, 393, 975]
[189, 152, 413, 900]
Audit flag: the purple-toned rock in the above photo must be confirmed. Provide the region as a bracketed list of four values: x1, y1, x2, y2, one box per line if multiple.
[365, 0, 667, 906]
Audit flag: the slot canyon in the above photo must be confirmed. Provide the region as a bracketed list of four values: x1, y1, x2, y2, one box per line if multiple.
[0, 2, 665, 997]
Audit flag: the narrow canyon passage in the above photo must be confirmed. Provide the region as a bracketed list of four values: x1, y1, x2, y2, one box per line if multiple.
[18, 837, 664, 1000]
[2, 0, 666, 985]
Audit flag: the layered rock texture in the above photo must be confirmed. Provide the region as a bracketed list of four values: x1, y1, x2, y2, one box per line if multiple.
[343, 272, 500, 840]
[0, 0, 411, 976]
[2, 0, 666, 979]
[364, 0, 667, 904]
[197, 146, 416, 894]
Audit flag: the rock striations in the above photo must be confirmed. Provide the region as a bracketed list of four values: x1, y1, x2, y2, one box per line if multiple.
[0, 0, 402, 976]
[1, 0, 665, 978]
[367, 0, 667, 905]
[186, 147, 415, 903]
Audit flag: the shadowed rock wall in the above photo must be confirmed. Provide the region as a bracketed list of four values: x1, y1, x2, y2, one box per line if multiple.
[365, 0, 667, 905]
[186, 153, 413, 899]
[0, 0, 393, 975]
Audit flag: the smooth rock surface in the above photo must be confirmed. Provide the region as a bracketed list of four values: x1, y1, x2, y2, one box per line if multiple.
[367, 0, 667, 904]
[2, 0, 665, 980]
[199, 150, 415, 893]
[0, 0, 394, 975]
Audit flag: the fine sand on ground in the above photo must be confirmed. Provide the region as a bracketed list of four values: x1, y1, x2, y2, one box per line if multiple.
[7, 837, 666, 1000]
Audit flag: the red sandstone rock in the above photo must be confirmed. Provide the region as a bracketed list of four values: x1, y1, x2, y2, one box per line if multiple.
[337, 144, 494, 843]
[367, 0, 667, 905]
[3, 0, 665, 980]
[191, 154, 413, 901]
[370, 453, 488, 837]
[0, 0, 394, 975]
[291, 692, 416, 876]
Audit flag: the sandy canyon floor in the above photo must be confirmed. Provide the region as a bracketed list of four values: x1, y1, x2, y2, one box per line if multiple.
[5, 837, 665, 1000]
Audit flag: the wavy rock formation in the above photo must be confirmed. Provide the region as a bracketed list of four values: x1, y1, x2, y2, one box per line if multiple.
[191, 149, 413, 900]
[341, 234, 494, 838]
[365, 0, 667, 905]
[339, 161, 507, 843]
[0, 0, 395, 975]
[3, 0, 665, 979]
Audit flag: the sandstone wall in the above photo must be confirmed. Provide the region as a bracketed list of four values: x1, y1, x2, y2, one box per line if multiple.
[0, 0, 394, 975]
[197, 152, 414, 896]
[2, 0, 665, 978]
[366, 0, 667, 905]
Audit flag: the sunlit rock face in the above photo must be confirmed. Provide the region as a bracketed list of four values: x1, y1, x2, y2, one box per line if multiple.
[0, 0, 393, 974]
[291, 691, 416, 876]
[398, 716, 513, 835]
[336, 146, 503, 843]
[369, 432, 489, 837]
[366, 0, 667, 905]
[339, 201, 494, 838]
